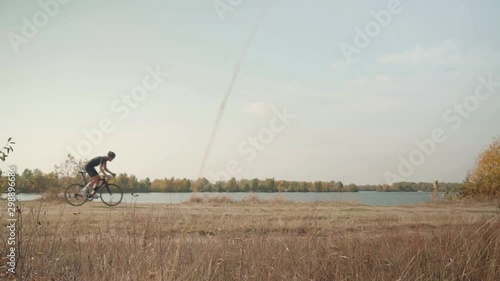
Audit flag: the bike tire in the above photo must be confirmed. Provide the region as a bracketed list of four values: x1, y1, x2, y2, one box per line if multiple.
[100, 184, 123, 206]
[64, 184, 87, 206]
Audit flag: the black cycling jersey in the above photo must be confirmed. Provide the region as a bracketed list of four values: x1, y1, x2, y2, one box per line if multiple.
[86, 156, 107, 168]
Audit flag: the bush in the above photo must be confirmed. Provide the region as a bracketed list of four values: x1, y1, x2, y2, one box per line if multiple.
[462, 138, 500, 198]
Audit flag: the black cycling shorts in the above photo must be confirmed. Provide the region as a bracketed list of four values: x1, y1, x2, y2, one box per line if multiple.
[85, 165, 98, 177]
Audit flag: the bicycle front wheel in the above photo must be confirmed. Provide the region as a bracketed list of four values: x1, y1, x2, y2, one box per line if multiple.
[64, 184, 87, 206]
[100, 184, 123, 206]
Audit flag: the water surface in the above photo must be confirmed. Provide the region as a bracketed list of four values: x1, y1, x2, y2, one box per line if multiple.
[4, 191, 443, 206]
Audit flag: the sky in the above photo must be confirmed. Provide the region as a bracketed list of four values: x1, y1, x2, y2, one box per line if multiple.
[1, 0, 499, 185]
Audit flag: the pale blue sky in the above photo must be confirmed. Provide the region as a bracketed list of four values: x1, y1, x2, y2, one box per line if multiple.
[1, 0, 499, 184]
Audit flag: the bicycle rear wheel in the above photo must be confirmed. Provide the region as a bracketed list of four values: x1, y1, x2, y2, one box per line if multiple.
[100, 184, 123, 206]
[64, 184, 87, 206]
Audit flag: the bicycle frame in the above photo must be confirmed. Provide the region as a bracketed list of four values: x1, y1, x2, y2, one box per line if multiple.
[78, 171, 88, 184]
[93, 177, 111, 194]
[77, 171, 113, 194]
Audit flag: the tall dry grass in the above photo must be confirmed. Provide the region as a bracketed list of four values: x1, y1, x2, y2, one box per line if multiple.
[1, 200, 499, 280]
[188, 194, 233, 204]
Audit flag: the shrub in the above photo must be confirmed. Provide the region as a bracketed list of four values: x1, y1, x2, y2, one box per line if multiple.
[462, 137, 500, 198]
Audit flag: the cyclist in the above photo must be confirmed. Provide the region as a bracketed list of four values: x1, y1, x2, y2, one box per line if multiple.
[82, 151, 116, 198]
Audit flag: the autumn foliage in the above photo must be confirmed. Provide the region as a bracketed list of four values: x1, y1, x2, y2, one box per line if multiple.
[462, 138, 500, 198]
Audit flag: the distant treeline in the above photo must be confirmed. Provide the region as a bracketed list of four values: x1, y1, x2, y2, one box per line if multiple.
[1, 168, 462, 194]
[358, 182, 462, 193]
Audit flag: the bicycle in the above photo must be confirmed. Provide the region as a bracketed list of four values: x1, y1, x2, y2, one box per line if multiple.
[64, 171, 123, 206]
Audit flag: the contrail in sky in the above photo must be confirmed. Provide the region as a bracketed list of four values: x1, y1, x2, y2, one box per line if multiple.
[198, 7, 269, 178]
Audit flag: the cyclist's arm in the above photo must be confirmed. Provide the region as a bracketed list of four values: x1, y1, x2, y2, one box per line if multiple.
[100, 163, 115, 176]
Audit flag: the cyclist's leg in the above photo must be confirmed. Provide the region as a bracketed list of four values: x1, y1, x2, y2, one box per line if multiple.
[84, 166, 100, 194]
[89, 176, 100, 192]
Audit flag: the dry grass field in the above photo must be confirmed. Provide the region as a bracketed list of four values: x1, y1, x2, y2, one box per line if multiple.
[1, 196, 499, 280]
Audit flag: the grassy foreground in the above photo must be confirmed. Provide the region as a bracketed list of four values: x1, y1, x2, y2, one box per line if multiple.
[1, 196, 499, 281]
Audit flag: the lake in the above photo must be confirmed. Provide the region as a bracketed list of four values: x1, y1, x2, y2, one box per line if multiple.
[4, 191, 444, 206]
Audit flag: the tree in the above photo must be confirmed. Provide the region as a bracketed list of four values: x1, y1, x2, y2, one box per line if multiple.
[17, 169, 31, 192]
[462, 138, 500, 198]
[0, 168, 5, 194]
[138, 177, 152, 192]
[181, 178, 191, 192]
[115, 173, 130, 191]
[0, 137, 15, 194]
[335, 181, 344, 192]
[226, 177, 239, 192]
[346, 183, 359, 192]
[277, 181, 286, 192]
[298, 181, 309, 192]
[250, 178, 259, 192]
[313, 181, 322, 192]
[150, 179, 164, 192]
[126, 174, 139, 192]
[54, 154, 87, 187]
[263, 178, 276, 192]
[214, 181, 225, 192]
[192, 177, 210, 192]
[0, 137, 15, 162]
[29, 169, 47, 193]
[288, 181, 298, 192]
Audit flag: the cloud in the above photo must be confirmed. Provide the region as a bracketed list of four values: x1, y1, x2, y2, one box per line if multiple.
[243, 102, 276, 118]
[377, 40, 500, 68]
[330, 59, 348, 68]
[334, 94, 406, 113]
[312, 91, 331, 98]
[375, 75, 392, 82]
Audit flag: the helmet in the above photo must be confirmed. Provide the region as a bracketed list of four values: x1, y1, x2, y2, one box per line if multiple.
[108, 151, 116, 158]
